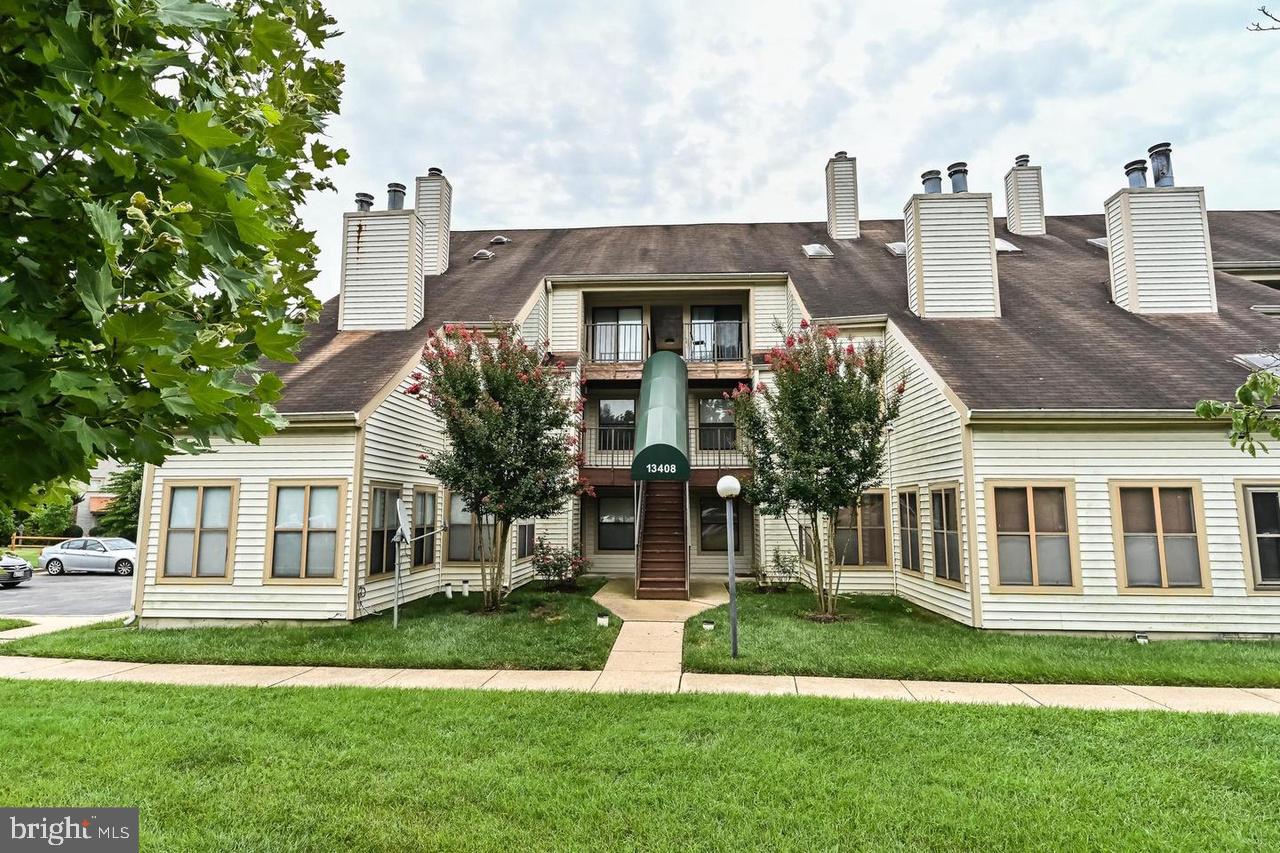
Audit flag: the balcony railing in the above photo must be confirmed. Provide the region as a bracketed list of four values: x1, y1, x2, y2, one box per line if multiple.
[685, 320, 748, 363]
[585, 426, 636, 468]
[689, 425, 747, 468]
[584, 323, 649, 363]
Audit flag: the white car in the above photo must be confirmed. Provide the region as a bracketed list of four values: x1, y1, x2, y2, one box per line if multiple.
[40, 537, 136, 576]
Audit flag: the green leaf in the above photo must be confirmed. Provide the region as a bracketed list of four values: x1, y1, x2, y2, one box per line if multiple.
[100, 147, 137, 180]
[82, 202, 124, 266]
[225, 191, 277, 246]
[254, 321, 301, 362]
[245, 164, 272, 200]
[103, 312, 168, 348]
[74, 262, 117, 324]
[251, 16, 295, 56]
[152, 0, 234, 27]
[176, 110, 244, 151]
[123, 120, 182, 158]
[98, 72, 156, 117]
[258, 102, 282, 126]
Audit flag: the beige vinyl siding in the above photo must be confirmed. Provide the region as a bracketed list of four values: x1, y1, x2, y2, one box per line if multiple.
[520, 286, 550, 346]
[825, 155, 859, 239]
[1127, 189, 1216, 313]
[904, 204, 921, 314]
[971, 425, 1280, 633]
[904, 193, 999, 318]
[338, 210, 419, 331]
[408, 211, 425, 326]
[138, 431, 357, 622]
[416, 175, 451, 276]
[550, 284, 582, 353]
[1004, 166, 1045, 236]
[883, 323, 974, 624]
[751, 282, 790, 349]
[1105, 198, 1132, 309]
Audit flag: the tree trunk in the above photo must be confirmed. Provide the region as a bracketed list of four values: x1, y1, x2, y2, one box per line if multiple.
[483, 519, 511, 610]
[808, 511, 829, 615]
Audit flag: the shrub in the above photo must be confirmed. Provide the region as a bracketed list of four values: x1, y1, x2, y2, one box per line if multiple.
[754, 548, 799, 591]
[0, 510, 14, 547]
[531, 537, 591, 589]
[25, 497, 76, 537]
[95, 463, 144, 539]
[89, 526, 102, 537]
[63, 524, 83, 538]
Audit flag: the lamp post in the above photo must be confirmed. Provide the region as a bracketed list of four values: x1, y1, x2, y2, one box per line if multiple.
[717, 475, 741, 658]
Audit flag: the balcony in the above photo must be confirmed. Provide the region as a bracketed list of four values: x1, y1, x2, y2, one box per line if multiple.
[581, 320, 750, 380]
[583, 425, 747, 472]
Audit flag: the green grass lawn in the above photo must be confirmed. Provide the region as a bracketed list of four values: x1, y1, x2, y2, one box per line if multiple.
[4, 547, 40, 565]
[2, 680, 1277, 851]
[0, 618, 31, 632]
[684, 586, 1280, 687]
[7, 579, 618, 671]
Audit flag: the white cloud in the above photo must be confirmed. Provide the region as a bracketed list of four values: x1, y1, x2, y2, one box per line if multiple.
[301, 0, 1280, 298]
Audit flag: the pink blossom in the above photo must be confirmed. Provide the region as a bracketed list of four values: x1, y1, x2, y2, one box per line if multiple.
[756, 382, 766, 392]
[823, 327, 838, 340]
[825, 356, 837, 374]
[895, 380, 906, 395]
[786, 334, 796, 348]
[799, 318, 810, 329]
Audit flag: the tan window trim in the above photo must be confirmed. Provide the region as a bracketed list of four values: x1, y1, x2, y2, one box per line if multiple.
[410, 486, 440, 572]
[1235, 478, 1280, 595]
[834, 489, 891, 571]
[926, 482, 967, 591]
[155, 479, 239, 584]
[985, 479, 1082, 595]
[896, 487, 923, 573]
[263, 479, 347, 586]
[514, 520, 536, 563]
[366, 482, 402, 580]
[1108, 479, 1213, 595]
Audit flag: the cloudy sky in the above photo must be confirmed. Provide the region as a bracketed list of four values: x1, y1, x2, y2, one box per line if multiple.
[301, 0, 1279, 299]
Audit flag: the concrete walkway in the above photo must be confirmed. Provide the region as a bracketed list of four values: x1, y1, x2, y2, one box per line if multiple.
[2, 655, 1279, 713]
[0, 612, 131, 642]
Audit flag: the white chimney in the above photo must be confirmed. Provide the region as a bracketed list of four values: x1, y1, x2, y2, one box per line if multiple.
[415, 167, 452, 276]
[1003, 154, 1045, 236]
[1104, 144, 1216, 314]
[825, 152, 859, 240]
[337, 187, 425, 331]
[903, 164, 1001, 318]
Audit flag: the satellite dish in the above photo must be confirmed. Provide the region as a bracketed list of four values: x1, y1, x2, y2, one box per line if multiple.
[394, 498, 412, 543]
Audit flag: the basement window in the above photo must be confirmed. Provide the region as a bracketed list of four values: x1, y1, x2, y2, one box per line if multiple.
[1087, 237, 1108, 250]
[1235, 353, 1280, 374]
[995, 238, 1022, 253]
[884, 241, 907, 257]
[802, 243, 834, 259]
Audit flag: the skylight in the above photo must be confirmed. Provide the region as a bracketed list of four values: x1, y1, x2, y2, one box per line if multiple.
[1235, 353, 1280, 374]
[995, 238, 1021, 253]
[802, 243, 833, 259]
[490, 235, 511, 245]
[472, 249, 495, 261]
[884, 241, 906, 257]
[1087, 237, 1108, 250]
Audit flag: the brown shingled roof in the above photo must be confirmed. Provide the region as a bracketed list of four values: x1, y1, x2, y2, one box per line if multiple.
[271, 210, 1280, 415]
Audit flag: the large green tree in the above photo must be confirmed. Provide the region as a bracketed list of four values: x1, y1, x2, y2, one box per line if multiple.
[733, 321, 903, 617]
[0, 0, 345, 511]
[410, 324, 589, 610]
[94, 462, 145, 538]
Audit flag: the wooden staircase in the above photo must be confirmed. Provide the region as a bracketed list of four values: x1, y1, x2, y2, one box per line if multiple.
[635, 481, 688, 599]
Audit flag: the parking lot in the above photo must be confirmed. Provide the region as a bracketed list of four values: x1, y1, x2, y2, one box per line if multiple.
[0, 571, 133, 617]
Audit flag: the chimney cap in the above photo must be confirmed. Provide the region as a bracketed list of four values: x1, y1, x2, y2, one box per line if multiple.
[427, 166, 443, 176]
[921, 169, 942, 180]
[1014, 154, 1030, 167]
[832, 150, 848, 159]
[1147, 142, 1172, 155]
[921, 169, 943, 194]
[387, 181, 406, 191]
[946, 161, 969, 176]
[354, 192, 374, 212]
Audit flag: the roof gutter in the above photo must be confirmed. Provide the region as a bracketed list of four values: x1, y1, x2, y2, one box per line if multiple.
[967, 408, 1207, 426]
[281, 411, 359, 428]
[813, 313, 889, 326]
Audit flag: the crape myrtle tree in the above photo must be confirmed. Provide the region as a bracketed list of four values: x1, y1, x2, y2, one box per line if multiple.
[732, 320, 904, 618]
[408, 323, 591, 610]
[1197, 355, 1280, 455]
[0, 0, 345, 511]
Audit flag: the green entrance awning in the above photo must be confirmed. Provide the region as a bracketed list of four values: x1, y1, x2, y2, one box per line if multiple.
[630, 351, 690, 481]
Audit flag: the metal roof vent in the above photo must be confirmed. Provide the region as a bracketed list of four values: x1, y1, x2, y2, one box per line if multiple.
[490, 235, 511, 245]
[471, 249, 495, 261]
[1087, 237, 1108, 250]
[995, 238, 1021, 253]
[884, 241, 907, 257]
[802, 243, 834, 259]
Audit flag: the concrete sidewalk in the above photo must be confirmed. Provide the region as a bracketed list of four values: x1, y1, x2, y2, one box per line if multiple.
[3, 655, 1279, 714]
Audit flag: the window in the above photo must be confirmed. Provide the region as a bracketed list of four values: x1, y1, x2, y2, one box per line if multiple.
[1113, 483, 1207, 591]
[269, 483, 343, 580]
[62, 539, 86, 551]
[898, 490, 921, 571]
[516, 522, 535, 559]
[802, 243, 834, 259]
[85, 540, 106, 553]
[988, 483, 1077, 590]
[697, 398, 736, 451]
[590, 307, 643, 362]
[597, 495, 635, 550]
[699, 497, 741, 552]
[1244, 485, 1280, 590]
[598, 399, 636, 451]
[161, 482, 236, 579]
[369, 486, 399, 576]
[799, 525, 814, 563]
[690, 305, 743, 362]
[930, 486, 962, 583]
[446, 494, 496, 563]
[834, 492, 889, 567]
[412, 490, 436, 568]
